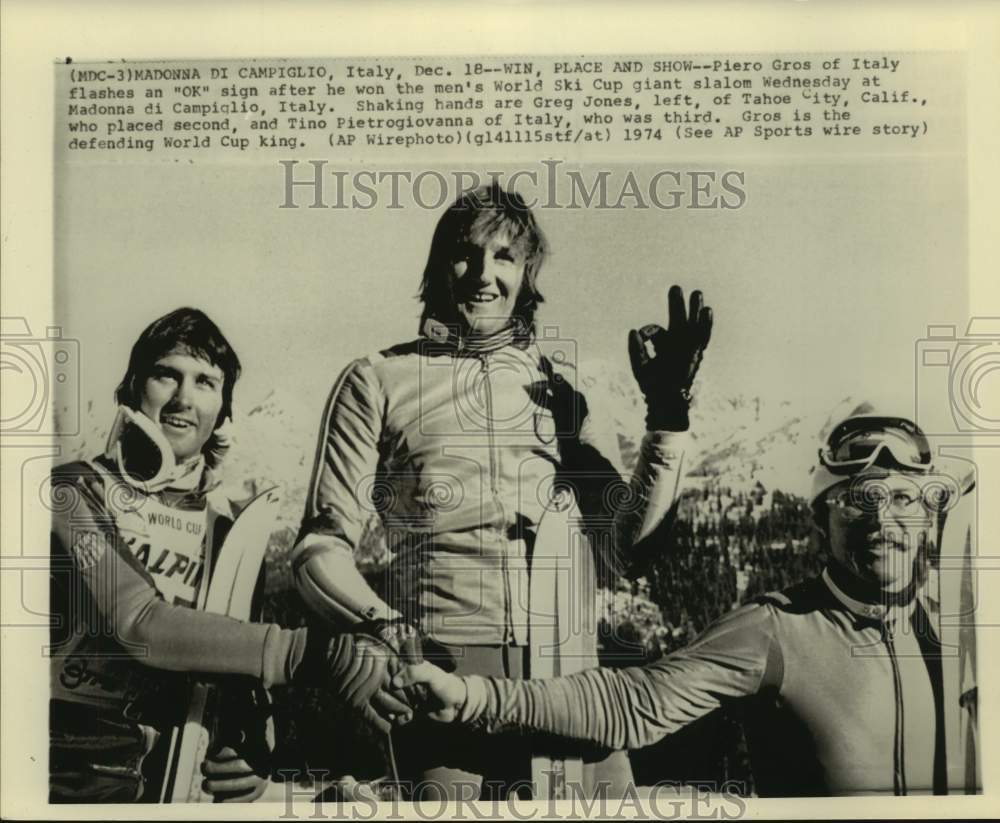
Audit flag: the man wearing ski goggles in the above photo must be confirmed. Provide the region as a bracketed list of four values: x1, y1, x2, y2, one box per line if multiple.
[396, 409, 980, 795]
[819, 416, 932, 475]
[814, 415, 959, 603]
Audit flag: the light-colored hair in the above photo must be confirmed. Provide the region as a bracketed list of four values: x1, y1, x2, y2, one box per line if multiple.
[418, 183, 548, 334]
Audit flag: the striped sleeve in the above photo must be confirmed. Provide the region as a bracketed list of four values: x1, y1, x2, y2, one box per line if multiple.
[461, 601, 781, 749]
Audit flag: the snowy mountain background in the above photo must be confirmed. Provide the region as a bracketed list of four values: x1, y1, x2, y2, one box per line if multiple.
[59, 360, 867, 528]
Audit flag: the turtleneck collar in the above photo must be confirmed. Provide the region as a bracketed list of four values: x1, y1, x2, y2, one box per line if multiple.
[421, 316, 531, 355]
[821, 565, 917, 628]
[104, 406, 213, 494]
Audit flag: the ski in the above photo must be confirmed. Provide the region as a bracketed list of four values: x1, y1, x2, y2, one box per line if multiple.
[936, 464, 980, 793]
[160, 485, 282, 803]
[528, 484, 594, 800]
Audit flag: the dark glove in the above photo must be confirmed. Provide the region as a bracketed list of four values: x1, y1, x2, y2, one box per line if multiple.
[628, 285, 713, 431]
[356, 618, 429, 709]
[295, 629, 413, 735]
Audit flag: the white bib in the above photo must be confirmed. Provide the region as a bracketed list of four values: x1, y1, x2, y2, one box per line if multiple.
[115, 495, 209, 608]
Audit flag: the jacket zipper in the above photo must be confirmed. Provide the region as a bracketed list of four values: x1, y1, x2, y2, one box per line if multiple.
[884, 631, 907, 795]
[479, 354, 513, 643]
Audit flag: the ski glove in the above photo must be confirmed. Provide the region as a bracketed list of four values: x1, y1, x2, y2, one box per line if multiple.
[356, 618, 429, 707]
[295, 628, 413, 735]
[628, 285, 713, 431]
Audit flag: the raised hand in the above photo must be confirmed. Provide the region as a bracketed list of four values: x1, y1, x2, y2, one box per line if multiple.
[391, 661, 467, 723]
[628, 285, 713, 431]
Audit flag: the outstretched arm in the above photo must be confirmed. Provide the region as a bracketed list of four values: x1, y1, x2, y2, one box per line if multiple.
[50, 465, 303, 685]
[51, 464, 411, 732]
[398, 600, 779, 751]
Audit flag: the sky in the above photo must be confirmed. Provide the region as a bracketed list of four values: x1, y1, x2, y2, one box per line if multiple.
[55, 156, 968, 438]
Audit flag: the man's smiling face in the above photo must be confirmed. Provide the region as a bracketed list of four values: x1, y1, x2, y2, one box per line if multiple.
[140, 348, 225, 462]
[448, 228, 526, 337]
[826, 472, 934, 595]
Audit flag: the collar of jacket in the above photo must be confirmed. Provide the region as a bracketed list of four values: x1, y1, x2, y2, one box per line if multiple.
[421, 316, 532, 356]
[104, 405, 220, 495]
[821, 566, 918, 630]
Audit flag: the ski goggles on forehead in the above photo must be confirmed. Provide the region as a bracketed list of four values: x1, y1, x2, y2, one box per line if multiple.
[819, 416, 932, 475]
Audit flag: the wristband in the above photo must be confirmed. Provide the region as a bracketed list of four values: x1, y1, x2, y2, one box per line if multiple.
[645, 389, 693, 432]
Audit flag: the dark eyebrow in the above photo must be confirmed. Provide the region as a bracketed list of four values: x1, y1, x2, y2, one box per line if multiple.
[150, 363, 180, 378]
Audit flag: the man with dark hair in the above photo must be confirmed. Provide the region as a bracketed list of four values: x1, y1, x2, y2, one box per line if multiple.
[399, 409, 980, 796]
[113, 307, 243, 470]
[294, 185, 713, 799]
[50, 307, 411, 803]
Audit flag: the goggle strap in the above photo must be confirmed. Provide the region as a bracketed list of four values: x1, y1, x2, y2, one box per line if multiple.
[827, 418, 931, 464]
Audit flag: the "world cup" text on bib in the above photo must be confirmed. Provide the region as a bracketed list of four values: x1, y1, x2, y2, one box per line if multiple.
[115, 496, 210, 608]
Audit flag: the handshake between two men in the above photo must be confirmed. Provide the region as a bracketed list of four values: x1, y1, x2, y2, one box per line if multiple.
[323, 619, 492, 731]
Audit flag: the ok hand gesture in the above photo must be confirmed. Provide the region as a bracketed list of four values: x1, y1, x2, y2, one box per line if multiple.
[628, 285, 713, 431]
